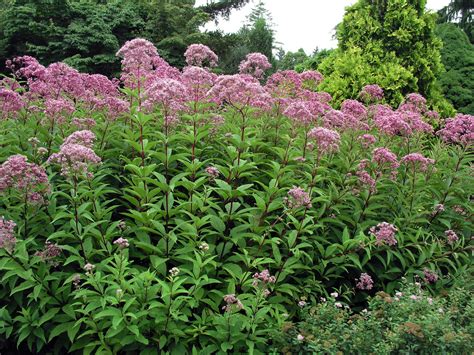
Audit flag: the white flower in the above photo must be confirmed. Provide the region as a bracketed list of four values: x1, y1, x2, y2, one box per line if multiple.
[335, 302, 343, 308]
[297, 334, 305, 341]
[330, 292, 339, 298]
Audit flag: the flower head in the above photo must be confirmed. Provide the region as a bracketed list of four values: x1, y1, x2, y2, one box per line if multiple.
[423, 268, 438, 284]
[359, 84, 383, 103]
[0, 217, 16, 252]
[0, 155, 50, 203]
[169, 267, 180, 277]
[438, 114, 473, 147]
[113, 237, 129, 249]
[356, 273, 374, 290]
[184, 44, 218, 68]
[401, 153, 435, 172]
[286, 186, 312, 209]
[239, 53, 272, 79]
[35, 241, 61, 262]
[445, 230, 459, 245]
[370, 222, 398, 246]
[205, 166, 220, 180]
[48, 143, 101, 178]
[307, 127, 340, 154]
[63, 130, 96, 148]
[222, 294, 244, 312]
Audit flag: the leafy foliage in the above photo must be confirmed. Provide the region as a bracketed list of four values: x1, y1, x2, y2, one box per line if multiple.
[0, 35, 472, 355]
[273, 280, 474, 353]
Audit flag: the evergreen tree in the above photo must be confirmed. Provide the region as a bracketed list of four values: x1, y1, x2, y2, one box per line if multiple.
[318, 0, 452, 113]
[435, 23, 474, 114]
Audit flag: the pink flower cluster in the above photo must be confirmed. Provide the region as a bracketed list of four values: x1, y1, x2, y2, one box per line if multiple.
[35, 241, 61, 262]
[423, 268, 438, 284]
[438, 114, 473, 146]
[208, 74, 272, 110]
[62, 130, 96, 148]
[370, 222, 398, 246]
[307, 127, 340, 154]
[445, 230, 458, 245]
[222, 294, 243, 312]
[341, 99, 367, 120]
[182, 66, 217, 103]
[356, 273, 374, 290]
[239, 53, 272, 79]
[284, 101, 315, 126]
[184, 44, 218, 68]
[372, 147, 400, 171]
[400, 153, 435, 172]
[0, 217, 16, 252]
[143, 78, 188, 120]
[0, 88, 24, 119]
[0, 155, 49, 203]
[358, 134, 377, 148]
[114, 237, 129, 249]
[359, 84, 383, 103]
[252, 269, 276, 286]
[300, 70, 323, 87]
[205, 166, 220, 180]
[286, 186, 312, 209]
[48, 132, 101, 178]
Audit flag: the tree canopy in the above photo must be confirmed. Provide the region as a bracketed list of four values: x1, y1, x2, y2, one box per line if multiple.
[314, 0, 452, 114]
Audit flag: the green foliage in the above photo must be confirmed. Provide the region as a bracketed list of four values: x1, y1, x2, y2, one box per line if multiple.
[435, 23, 474, 114]
[273, 280, 474, 353]
[316, 0, 453, 113]
[0, 72, 472, 351]
[276, 48, 309, 71]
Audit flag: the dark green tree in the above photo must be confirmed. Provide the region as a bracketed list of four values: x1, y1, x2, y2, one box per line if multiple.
[435, 23, 474, 114]
[438, 0, 473, 42]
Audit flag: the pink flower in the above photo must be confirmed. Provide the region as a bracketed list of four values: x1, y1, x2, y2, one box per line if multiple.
[370, 222, 398, 246]
[239, 53, 272, 79]
[400, 93, 427, 113]
[0, 88, 24, 119]
[0, 217, 16, 252]
[297, 334, 305, 341]
[208, 74, 272, 110]
[358, 134, 377, 148]
[359, 84, 383, 103]
[372, 147, 399, 170]
[35, 241, 61, 262]
[299, 70, 323, 89]
[335, 302, 343, 308]
[0, 155, 50, 203]
[72, 118, 96, 129]
[143, 78, 189, 117]
[252, 269, 276, 286]
[113, 237, 130, 249]
[330, 292, 339, 298]
[286, 186, 312, 209]
[205, 166, 220, 180]
[182, 66, 217, 103]
[48, 144, 101, 178]
[63, 130, 96, 148]
[265, 70, 303, 103]
[307, 127, 340, 154]
[423, 268, 438, 284]
[356, 273, 374, 290]
[374, 111, 412, 136]
[284, 101, 315, 126]
[341, 99, 367, 120]
[438, 114, 473, 146]
[184, 44, 218, 68]
[400, 153, 435, 172]
[222, 294, 244, 312]
[445, 230, 458, 245]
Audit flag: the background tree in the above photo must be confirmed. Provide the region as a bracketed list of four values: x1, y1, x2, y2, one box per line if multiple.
[437, 0, 473, 42]
[435, 23, 474, 114]
[316, 0, 453, 114]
